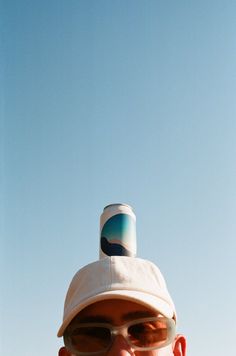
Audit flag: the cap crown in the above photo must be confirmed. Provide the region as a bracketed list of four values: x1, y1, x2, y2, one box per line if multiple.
[58, 256, 176, 337]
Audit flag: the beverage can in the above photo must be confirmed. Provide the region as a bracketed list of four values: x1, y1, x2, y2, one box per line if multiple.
[99, 203, 137, 259]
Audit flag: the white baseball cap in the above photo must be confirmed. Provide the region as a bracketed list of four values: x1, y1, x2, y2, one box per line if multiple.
[57, 256, 176, 337]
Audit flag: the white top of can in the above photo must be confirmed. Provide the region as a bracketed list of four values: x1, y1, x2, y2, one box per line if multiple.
[103, 203, 134, 212]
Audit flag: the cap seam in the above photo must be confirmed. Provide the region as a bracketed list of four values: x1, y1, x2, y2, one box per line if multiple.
[109, 257, 113, 291]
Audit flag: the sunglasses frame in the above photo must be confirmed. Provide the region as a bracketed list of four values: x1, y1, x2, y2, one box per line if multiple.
[64, 316, 176, 355]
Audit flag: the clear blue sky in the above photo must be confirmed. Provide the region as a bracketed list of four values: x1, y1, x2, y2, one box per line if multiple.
[2, 1, 236, 355]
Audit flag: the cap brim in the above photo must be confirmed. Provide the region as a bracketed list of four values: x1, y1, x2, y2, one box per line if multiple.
[57, 290, 174, 337]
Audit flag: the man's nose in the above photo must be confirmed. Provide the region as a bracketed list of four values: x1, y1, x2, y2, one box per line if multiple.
[106, 335, 135, 356]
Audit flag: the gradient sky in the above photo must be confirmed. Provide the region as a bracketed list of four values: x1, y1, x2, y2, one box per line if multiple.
[2, 1, 236, 355]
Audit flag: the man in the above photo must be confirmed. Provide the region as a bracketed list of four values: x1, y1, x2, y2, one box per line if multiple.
[57, 256, 186, 355]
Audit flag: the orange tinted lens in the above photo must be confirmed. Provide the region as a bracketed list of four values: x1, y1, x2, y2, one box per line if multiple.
[128, 320, 168, 347]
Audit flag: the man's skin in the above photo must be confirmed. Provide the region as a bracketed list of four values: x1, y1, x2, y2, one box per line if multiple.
[58, 299, 186, 356]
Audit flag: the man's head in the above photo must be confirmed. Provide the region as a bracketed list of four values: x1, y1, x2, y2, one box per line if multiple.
[58, 256, 186, 355]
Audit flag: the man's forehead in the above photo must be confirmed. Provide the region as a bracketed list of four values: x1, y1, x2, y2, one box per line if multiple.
[77, 310, 157, 324]
[74, 299, 161, 324]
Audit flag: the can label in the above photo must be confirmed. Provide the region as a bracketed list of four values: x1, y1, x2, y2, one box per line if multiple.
[99, 204, 137, 259]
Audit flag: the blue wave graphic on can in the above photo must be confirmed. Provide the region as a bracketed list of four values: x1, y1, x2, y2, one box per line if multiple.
[100, 213, 136, 257]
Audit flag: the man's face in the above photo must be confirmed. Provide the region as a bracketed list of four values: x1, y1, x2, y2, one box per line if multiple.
[59, 299, 186, 356]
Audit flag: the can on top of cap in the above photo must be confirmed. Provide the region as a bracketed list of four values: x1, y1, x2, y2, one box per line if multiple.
[99, 203, 137, 259]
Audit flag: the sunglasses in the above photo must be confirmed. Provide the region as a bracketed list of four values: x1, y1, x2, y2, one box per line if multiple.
[63, 316, 176, 355]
